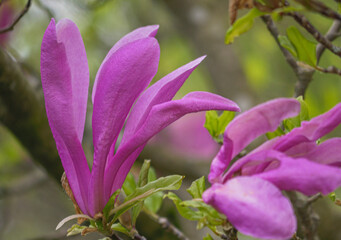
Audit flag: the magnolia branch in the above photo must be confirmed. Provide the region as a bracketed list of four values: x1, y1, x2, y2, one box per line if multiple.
[316, 20, 341, 61]
[0, 0, 32, 34]
[261, 15, 314, 98]
[0, 48, 63, 181]
[286, 12, 341, 58]
[145, 210, 189, 240]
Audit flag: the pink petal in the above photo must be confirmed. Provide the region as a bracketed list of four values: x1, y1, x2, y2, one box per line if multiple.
[203, 177, 296, 240]
[41, 19, 90, 214]
[55, 19, 89, 142]
[301, 138, 341, 166]
[91, 25, 159, 103]
[89, 37, 160, 215]
[121, 56, 206, 145]
[208, 98, 300, 183]
[233, 150, 341, 195]
[274, 103, 341, 151]
[104, 92, 240, 197]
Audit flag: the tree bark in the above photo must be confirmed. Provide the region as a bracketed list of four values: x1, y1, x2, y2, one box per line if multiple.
[0, 48, 63, 181]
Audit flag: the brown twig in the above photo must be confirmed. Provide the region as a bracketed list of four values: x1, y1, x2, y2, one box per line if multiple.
[286, 12, 341, 57]
[316, 65, 341, 76]
[145, 210, 189, 240]
[316, 20, 341, 62]
[287, 192, 320, 240]
[0, 0, 31, 34]
[294, 0, 341, 21]
[261, 15, 314, 98]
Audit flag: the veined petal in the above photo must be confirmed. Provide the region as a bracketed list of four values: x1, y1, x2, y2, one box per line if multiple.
[203, 177, 296, 240]
[208, 98, 300, 183]
[41, 19, 90, 214]
[274, 103, 341, 151]
[56, 19, 89, 142]
[89, 37, 160, 215]
[121, 56, 206, 145]
[301, 138, 341, 166]
[91, 25, 159, 103]
[104, 92, 240, 196]
[242, 150, 341, 195]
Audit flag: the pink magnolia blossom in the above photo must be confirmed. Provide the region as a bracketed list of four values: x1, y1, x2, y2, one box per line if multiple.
[204, 99, 341, 239]
[40, 19, 240, 217]
[0, 2, 14, 45]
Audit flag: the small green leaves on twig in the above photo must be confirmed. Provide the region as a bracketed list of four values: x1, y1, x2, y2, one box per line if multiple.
[165, 176, 227, 239]
[204, 110, 235, 143]
[225, 8, 265, 44]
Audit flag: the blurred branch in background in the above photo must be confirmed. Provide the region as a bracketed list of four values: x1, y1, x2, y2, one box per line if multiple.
[0, 0, 31, 34]
[0, 48, 63, 181]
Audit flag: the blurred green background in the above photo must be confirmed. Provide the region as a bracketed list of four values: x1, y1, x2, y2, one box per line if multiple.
[0, 0, 340, 239]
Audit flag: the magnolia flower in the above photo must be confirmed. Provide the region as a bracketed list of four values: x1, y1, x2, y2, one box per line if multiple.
[204, 98, 341, 239]
[0, 2, 14, 46]
[40, 19, 240, 217]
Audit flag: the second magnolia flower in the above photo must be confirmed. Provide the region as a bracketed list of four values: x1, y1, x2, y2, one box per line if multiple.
[40, 19, 240, 216]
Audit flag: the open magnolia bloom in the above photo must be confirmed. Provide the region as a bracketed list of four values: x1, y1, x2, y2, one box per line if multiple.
[204, 98, 341, 239]
[40, 19, 240, 217]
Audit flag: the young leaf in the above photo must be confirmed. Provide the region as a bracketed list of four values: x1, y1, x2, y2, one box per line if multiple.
[266, 126, 285, 139]
[286, 26, 317, 67]
[138, 159, 151, 187]
[110, 175, 184, 220]
[225, 8, 265, 44]
[132, 160, 152, 226]
[144, 191, 163, 213]
[283, 96, 309, 131]
[203, 233, 214, 240]
[205, 110, 235, 142]
[122, 172, 136, 196]
[278, 35, 297, 57]
[164, 192, 203, 221]
[111, 223, 130, 236]
[103, 189, 121, 220]
[187, 176, 206, 199]
[144, 167, 163, 213]
[66, 224, 87, 236]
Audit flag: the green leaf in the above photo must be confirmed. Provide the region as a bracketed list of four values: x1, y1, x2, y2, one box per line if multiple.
[180, 200, 223, 225]
[111, 223, 130, 236]
[164, 192, 203, 221]
[278, 35, 297, 57]
[110, 175, 184, 221]
[144, 167, 163, 213]
[66, 224, 87, 236]
[283, 96, 310, 131]
[122, 172, 136, 196]
[286, 26, 317, 67]
[103, 189, 121, 220]
[266, 126, 285, 139]
[148, 167, 157, 182]
[132, 160, 152, 226]
[225, 8, 265, 44]
[138, 159, 151, 187]
[204, 110, 235, 142]
[203, 233, 214, 240]
[187, 176, 206, 199]
[329, 192, 336, 202]
[144, 191, 163, 213]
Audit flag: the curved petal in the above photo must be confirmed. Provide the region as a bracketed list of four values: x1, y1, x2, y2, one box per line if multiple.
[121, 56, 206, 145]
[56, 19, 89, 142]
[203, 177, 296, 240]
[104, 92, 240, 196]
[89, 37, 160, 215]
[41, 19, 90, 214]
[92, 25, 159, 103]
[257, 155, 341, 195]
[301, 138, 341, 166]
[274, 103, 341, 151]
[208, 98, 300, 183]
